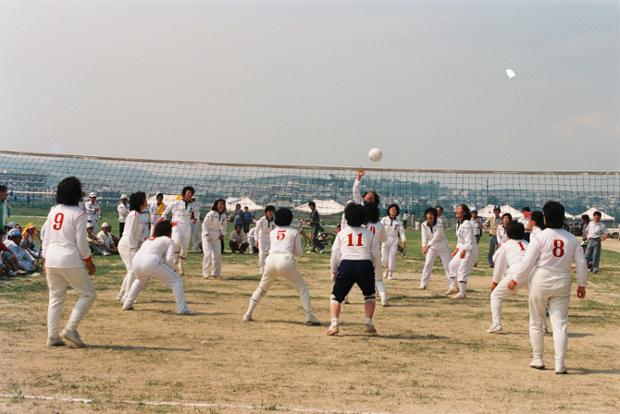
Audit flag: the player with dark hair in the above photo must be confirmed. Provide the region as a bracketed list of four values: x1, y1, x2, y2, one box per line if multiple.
[380, 203, 406, 280]
[508, 201, 588, 374]
[161, 186, 197, 275]
[364, 202, 388, 306]
[497, 213, 512, 247]
[117, 192, 147, 302]
[420, 207, 451, 290]
[255, 205, 276, 274]
[122, 220, 193, 315]
[202, 198, 227, 279]
[446, 204, 478, 299]
[42, 177, 96, 347]
[243, 208, 320, 325]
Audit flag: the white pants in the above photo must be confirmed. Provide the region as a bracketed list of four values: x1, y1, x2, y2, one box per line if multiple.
[123, 255, 190, 314]
[420, 244, 451, 288]
[250, 253, 313, 316]
[191, 222, 201, 250]
[381, 240, 399, 273]
[258, 239, 270, 274]
[202, 236, 222, 277]
[46, 267, 96, 339]
[490, 275, 527, 326]
[448, 245, 479, 287]
[172, 223, 192, 259]
[118, 243, 138, 300]
[528, 268, 571, 367]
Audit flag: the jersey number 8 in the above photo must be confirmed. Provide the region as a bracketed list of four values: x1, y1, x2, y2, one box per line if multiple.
[552, 239, 565, 257]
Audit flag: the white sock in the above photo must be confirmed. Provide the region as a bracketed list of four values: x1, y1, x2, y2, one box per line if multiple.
[330, 317, 339, 327]
[365, 317, 373, 325]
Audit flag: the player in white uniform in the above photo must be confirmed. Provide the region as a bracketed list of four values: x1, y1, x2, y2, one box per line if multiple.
[202, 199, 227, 279]
[255, 205, 276, 274]
[140, 209, 151, 241]
[83, 192, 101, 229]
[487, 222, 528, 333]
[190, 197, 201, 252]
[328, 204, 381, 336]
[340, 170, 380, 229]
[122, 221, 193, 315]
[161, 186, 197, 275]
[496, 213, 512, 247]
[364, 202, 389, 306]
[117, 192, 147, 302]
[508, 201, 587, 374]
[420, 207, 451, 290]
[247, 227, 257, 254]
[41, 177, 96, 348]
[149, 192, 166, 236]
[243, 208, 320, 325]
[446, 204, 479, 299]
[380, 204, 406, 280]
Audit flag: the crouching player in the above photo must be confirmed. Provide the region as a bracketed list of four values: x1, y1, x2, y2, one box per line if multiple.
[508, 201, 587, 374]
[42, 177, 97, 348]
[122, 221, 193, 315]
[243, 208, 320, 325]
[487, 222, 528, 333]
[327, 204, 380, 336]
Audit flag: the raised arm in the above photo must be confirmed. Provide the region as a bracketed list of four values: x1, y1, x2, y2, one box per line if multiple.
[352, 171, 364, 204]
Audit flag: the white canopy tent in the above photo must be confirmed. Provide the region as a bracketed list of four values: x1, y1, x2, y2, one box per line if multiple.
[476, 204, 523, 220]
[226, 197, 264, 212]
[294, 199, 345, 216]
[579, 208, 615, 221]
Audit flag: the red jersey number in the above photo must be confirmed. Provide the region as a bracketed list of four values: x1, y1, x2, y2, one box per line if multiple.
[347, 233, 364, 247]
[552, 239, 565, 257]
[369, 225, 376, 235]
[52, 213, 65, 230]
[276, 229, 286, 240]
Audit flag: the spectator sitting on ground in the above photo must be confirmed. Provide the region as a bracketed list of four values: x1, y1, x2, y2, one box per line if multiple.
[20, 223, 41, 259]
[5, 228, 38, 273]
[97, 222, 118, 255]
[229, 224, 249, 254]
[0, 228, 23, 276]
[86, 223, 111, 256]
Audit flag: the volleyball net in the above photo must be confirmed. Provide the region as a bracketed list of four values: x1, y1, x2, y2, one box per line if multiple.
[0, 150, 618, 220]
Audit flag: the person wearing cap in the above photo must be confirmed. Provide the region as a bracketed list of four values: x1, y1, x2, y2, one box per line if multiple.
[117, 194, 129, 235]
[149, 192, 166, 236]
[20, 223, 41, 260]
[482, 206, 502, 268]
[86, 222, 109, 256]
[5, 228, 37, 272]
[96, 222, 118, 254]
[83, 192, 101, 229]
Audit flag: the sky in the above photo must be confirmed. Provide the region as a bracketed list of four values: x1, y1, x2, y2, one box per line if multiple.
[1, 0, 618, 171]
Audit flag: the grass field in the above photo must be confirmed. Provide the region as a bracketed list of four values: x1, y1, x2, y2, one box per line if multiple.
[1, 209, 620, 413]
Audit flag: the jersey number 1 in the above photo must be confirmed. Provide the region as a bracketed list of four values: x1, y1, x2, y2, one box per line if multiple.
[347, 233, 363, 247]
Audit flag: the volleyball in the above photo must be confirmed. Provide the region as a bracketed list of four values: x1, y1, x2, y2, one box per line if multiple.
[368, 148, 383, 162]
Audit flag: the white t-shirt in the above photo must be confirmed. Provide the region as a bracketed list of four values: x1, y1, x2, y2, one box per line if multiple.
[134, 236, 176, 268]
[330, 226, 380, 273]
[96, 231, 115, 249]
[118, 211, 144, 249]
[117, 202, 129, 223]
[456, 220, 477, 252]
[202, 210, 227, 240]
[162, 199, 197, 225]
[380, 216, 406, 243]
[587, 222, 608, 239]
[511, 228, 587, 285]
[268, 226, 303, 257]
[421, 220, 448, 248]
[492, 239, 528, 283]
[41, 204, 92, 268]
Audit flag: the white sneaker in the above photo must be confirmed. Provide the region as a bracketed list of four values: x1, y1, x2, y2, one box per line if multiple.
[122, 304, 134, 311]
[243, 313, 253, 322]
[326, 325, 339, 336]
[383, 271, 389, 279]
[386, 272, 394, 280]
[363, 323, 378, 335]
[529, 359, 545, 370]
[380, 296, 389, 307]
[444, 287, 459, 296]
[178, 263, 185, 276]
[486, 322, 503, 333]
[418, 285, 427, 290]
[61, 329, 86, 348]
[178, 309, 195, 315]
[451, 291, 466, 299]
[555, 366, 568, 374]
[305, 314, 321, 326]
[47, 336, 65, 347]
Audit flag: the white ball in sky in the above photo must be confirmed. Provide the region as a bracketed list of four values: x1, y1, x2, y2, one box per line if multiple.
[368, 148, 383, 162]
[506, 68, 516, 79]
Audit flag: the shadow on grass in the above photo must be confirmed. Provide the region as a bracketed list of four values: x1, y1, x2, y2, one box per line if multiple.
[88, 344, 192, 352]
[570, 367, 620, 375]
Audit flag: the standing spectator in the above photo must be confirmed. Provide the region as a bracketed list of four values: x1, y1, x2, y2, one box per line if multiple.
[402, 212, 409, 230]
[233, 204, 243, 227]
[229, 224, 249, 253]
[519, 207, 532, 241]
[149, 192, 166, 236]
[308, 201, 324, 253]
[482, 206, 502, 268]
[0, 184, 9, 229]
[580, 214, 590, 252]
[117, 194, 129, 236]
[470, 209, 483, 244]
[83, 192, 101, 229]
[96, 222, 118, 255]
[584, 211, 609, 273]
[242, 206, 253, 233]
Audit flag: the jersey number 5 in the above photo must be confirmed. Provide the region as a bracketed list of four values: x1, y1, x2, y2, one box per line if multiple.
[347, 233, 363, 247]
[276, 229, 286, 240]
[52, 213, 65, 230]
[552, 239, 565, 257]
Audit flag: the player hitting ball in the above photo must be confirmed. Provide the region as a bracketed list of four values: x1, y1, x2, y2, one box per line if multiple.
[243, 208, 320, 325]
[508, 201, 587, 374]
[328, 203, 381, 336]
[122, 220, 193, 315]
[42, 177, 97, 348]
